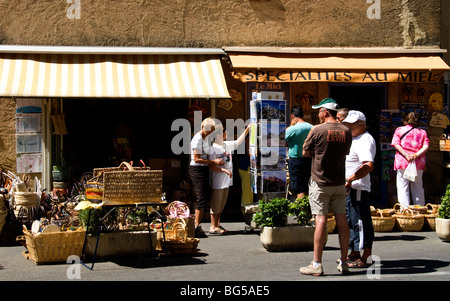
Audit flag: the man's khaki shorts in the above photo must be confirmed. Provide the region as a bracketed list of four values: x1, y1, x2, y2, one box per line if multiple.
[308, 179, 346, 215]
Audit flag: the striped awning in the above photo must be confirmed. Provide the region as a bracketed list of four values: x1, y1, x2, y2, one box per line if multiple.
[0, 53, 230, 98]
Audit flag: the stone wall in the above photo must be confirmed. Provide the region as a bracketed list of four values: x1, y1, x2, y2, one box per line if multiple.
[0, 98, 16, 172]
[0, 0, 441, 48]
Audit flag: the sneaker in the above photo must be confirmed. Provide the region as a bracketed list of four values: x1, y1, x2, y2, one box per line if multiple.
[195, 225, 207, 238]
[337, 259, 350, 275]
[299, 262, 323, 276]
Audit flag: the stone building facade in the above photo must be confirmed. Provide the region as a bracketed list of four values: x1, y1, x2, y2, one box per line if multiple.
[0, 0, 449, 208]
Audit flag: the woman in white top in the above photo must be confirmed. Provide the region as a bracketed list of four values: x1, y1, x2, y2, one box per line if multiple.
[189, 117, 224, 238]
[208, 123, 250, 234]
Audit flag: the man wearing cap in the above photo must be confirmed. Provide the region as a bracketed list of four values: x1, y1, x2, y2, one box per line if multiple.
[342, 110, 376, 268]
[300, 98, 352, 276]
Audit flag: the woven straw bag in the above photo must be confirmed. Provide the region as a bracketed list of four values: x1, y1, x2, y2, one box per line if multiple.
[13, 192, 40, 208]
[101, 161, 163, 205]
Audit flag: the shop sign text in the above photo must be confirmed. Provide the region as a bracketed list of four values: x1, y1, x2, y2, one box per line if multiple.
[240, 70, 441, 83]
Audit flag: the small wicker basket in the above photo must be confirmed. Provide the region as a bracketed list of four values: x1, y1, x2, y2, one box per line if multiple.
[158, 218, 199, 255]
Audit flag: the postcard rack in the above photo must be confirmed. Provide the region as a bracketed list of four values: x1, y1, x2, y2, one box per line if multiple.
[248, 91, 288, 201]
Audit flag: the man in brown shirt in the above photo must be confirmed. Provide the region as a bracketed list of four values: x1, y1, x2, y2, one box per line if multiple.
[300, 98, 352, 276]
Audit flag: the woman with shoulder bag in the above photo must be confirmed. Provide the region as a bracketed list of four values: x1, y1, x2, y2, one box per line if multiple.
[391, 112, 429, 209]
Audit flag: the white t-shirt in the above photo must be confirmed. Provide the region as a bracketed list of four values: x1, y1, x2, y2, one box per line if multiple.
[345, 131, 376, 192]
[190, 132, 213, 166]
[208, 140, 238, 189]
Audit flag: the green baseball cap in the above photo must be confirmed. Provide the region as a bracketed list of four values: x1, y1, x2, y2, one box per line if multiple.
[312, 98, 339, 111]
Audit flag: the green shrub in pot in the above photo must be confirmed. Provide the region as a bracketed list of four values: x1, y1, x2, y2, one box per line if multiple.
[288, 196, 312, 226]
[438, 184, 450, 220]
[252, 197, 290, 227]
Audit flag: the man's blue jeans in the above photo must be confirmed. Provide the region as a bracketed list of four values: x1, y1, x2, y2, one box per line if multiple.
[346, 189, 374, 251]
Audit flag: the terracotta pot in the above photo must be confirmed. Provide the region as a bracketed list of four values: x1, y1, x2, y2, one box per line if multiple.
[435, 218, 450, 241]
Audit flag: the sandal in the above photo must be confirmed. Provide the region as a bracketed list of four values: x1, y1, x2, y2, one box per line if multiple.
[347, 254, 361, 262]
[219, 226, 229, 234]
[209, 228, 225, 235]
[347, 259, 373, 268]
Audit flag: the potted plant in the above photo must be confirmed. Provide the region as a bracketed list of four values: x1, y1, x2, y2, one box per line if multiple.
[436, 184, 450, 241]
[253, 196, 315, 251]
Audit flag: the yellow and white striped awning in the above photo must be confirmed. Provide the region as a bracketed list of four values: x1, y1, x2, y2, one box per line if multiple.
[0, 53, 230, 98]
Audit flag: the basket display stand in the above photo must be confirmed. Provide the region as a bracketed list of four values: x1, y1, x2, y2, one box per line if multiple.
[80, 202, 169, 270]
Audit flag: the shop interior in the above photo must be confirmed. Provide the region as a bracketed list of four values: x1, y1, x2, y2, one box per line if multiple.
[56, 98, 246, 219]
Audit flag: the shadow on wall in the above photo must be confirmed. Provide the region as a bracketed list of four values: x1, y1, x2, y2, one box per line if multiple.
[248, 0, 286, 21]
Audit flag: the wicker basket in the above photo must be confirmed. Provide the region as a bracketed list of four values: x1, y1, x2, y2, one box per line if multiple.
[13, 192, 40, 208]
[158, 218, 199, 254]
[23, 228, 86, 264]
[407, 205, 428, 215]
[426, 203, 440, 213]
[393, 208, 424, 232]
[372, 210, 395, 232]
[424, 213, 437, 231]
[327, 215, 336, 234]
[94, 162, 163, 205]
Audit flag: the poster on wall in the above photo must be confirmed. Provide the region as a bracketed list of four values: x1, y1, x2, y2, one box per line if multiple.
[261, 170, 287, 193]
[17, 153, 42, 173]
[16, 135, 42, 154]
[15, 114, 42, 133]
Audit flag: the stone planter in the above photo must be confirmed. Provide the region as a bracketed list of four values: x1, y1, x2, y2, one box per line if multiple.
[435, 218, 450, 241]
[260, 225, 316, 251]
[84, 230, 157, 259]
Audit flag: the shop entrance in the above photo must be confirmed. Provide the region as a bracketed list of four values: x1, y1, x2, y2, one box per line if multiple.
[329, 84, 387, 206]
[61, 98, 192, 185]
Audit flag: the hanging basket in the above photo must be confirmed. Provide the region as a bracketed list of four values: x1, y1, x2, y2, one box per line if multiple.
[393, 208, 424, 232]
[372, 209, 395, 232]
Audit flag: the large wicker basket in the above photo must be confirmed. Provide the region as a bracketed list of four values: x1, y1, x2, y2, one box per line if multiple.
[23, 228, 86, 264]
[393, 208, 424, 232]
[93, 162, 163, 205]
[372, 210, 395, 232]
